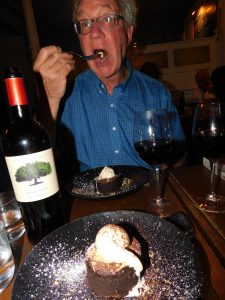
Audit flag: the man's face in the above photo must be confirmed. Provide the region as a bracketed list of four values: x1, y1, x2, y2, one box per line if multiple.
[76, 0, 133, 82]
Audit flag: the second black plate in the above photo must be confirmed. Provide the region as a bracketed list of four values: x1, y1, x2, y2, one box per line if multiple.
[67, 165, 153, 199]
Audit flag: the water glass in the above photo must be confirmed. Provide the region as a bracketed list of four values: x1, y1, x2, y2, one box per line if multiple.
[0, 221, 15, 294]
[0, 191, 25, 241]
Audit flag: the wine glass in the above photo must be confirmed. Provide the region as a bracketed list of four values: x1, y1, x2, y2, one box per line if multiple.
[192, 101, 225, 212]
[133, 109, 173, 207]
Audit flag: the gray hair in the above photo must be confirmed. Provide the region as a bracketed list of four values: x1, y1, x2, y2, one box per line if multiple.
[72, 0, 137, 27]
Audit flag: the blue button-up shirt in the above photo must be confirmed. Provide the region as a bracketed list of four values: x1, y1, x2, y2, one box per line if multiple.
[60, 60, 186, 171]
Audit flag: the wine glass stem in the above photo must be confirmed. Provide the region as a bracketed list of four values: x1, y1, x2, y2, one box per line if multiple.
[209, 160, 217, 199]
[155, 166, 161, 200]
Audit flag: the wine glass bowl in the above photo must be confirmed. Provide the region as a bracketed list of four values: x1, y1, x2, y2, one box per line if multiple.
[192, 102, 225, 212]
[133, 109, 173, 207]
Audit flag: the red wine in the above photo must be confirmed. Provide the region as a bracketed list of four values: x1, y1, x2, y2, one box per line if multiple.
[2, 66, 65, 244]
[193, 130, 225, 160]
[134, 139, 172, 165]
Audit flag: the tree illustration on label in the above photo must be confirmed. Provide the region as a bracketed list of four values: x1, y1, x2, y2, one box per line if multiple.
[15, 161, 52, 185]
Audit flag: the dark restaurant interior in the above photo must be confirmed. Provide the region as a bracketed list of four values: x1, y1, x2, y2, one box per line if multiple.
[1, 1, 225, 300]
[0, 0, 224, 162]
[0, 0, 223, 94]
[0, 0, 223, 177]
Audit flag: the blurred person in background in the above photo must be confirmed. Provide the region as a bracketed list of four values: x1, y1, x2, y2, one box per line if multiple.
[211, 65, 225, 102]
[140, 61, 182, 111]
[140, 61, 161, 80]
[194, 69, 215, 103]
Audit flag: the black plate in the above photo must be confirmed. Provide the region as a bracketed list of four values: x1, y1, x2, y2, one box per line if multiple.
[67, 165, 153, 199]
[12, 210, 202, 300]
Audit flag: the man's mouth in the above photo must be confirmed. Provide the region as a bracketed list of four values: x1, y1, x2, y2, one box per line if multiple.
[94, 49, 106, 59]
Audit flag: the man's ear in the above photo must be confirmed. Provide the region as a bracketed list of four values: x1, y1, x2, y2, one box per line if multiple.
[127, 25, 134, 46]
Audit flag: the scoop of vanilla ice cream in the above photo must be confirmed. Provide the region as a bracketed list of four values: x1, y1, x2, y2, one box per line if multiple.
[95, 224, 130, 249]
[95, 224, 143, 276]
[98, 167, 115, 179]
[97, 51, 104, 58]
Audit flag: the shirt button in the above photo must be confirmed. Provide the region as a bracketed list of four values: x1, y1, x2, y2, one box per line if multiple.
[115, 150, 119, 154]
[112, 127, 116, 131]
[110, 103, 114, 107]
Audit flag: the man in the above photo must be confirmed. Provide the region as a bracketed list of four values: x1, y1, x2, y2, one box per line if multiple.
[34, 0, 186, 172]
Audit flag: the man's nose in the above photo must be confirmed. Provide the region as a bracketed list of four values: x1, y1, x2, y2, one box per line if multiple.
[89, 21, 104, 38]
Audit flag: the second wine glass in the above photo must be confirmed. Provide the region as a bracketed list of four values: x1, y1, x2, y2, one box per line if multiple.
[133, 109, 173, 207]
[192, 101, 225, 212]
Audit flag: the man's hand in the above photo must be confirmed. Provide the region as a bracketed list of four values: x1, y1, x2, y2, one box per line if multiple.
[33, 45, 75, 119]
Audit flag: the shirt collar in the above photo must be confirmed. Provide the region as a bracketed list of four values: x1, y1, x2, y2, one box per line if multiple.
[91, 58, 133, 95]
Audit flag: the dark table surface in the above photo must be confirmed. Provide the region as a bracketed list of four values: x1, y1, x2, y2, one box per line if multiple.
[3, 164, 225, 299]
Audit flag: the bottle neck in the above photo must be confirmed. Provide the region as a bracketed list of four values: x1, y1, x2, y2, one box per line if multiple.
[9, 105, 32, 121]
[4, 77, 32, 121]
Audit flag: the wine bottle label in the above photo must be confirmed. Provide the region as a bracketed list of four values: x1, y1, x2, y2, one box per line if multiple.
[5, 149, 59, 202]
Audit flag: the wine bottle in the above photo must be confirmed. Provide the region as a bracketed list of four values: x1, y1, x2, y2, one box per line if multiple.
[1, 66, 65, 244]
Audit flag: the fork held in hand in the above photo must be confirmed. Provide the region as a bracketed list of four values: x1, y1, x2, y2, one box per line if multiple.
[68, 51, 103, 61]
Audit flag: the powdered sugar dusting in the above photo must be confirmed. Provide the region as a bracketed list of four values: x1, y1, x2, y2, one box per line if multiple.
[24, 241, 89, 300]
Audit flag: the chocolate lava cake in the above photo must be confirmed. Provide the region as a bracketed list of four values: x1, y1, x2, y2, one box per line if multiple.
[95, 167, 123, 195]
[85, 224, 143, 298]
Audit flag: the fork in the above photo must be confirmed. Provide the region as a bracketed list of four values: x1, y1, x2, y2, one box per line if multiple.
[68, 51, 103, 61]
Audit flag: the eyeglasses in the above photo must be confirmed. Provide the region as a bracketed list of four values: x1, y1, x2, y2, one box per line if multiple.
[73, 14, 124, 35]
